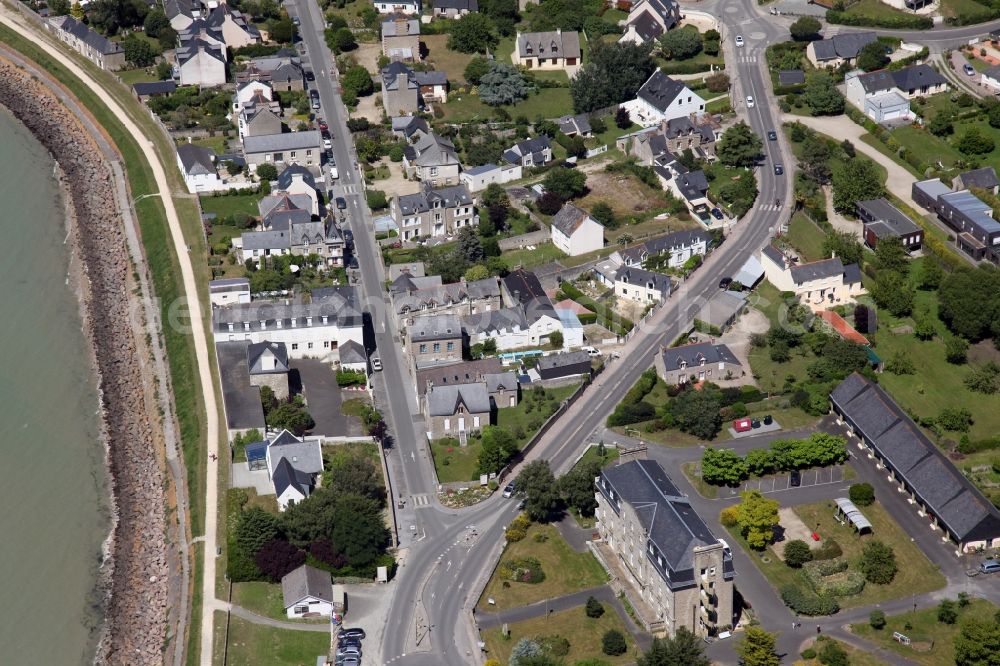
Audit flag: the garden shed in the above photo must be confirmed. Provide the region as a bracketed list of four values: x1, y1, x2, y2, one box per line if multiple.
[834, 497, 873, 534]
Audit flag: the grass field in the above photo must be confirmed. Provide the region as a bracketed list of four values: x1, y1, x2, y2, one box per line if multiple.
[800, 637, 890, 666]
[501, 241, 567, 270]
[786, 212, 827, 263]
[223, 615, 331, 665]
[481, 605, 635, 665]
[658, 49, 726, 74]
[841, 0, 917, 21]
[118, 67, 158, 85]
[852, 598, 998, 666]
[728, 499, 945, 611]
[422, 34, 475, 82]
[442, 88, 574, 123]
[682, 461, 719, 499]
[576, 170, 672, 221]
[429, 437, 480, 483]
[940, 0, 995, 20]
[478, 523, 608, 611]
[200, 192, 262, 219]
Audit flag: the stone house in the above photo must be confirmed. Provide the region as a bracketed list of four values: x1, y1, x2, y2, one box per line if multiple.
[402, 132, 462, 185]
[423, 382, 492, 440]
[653, 341, 742, 385]
[407, 313, 464, 368]
[391, 183, 477, 241]
[615, 267, 671, 303]
[246, 340, 290, 400]
[47, 15, 125, 71]
[382, 15, 421, 61]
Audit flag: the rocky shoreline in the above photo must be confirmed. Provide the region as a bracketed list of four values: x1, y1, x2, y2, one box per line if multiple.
[0, 59, 169, 663]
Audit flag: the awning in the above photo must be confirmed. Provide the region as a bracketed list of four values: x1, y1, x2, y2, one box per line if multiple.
[835, 497, 873, 533]
[733, 255, 764, 288]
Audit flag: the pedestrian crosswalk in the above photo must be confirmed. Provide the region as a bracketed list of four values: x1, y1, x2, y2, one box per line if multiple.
[411, 493, 431, 507]
[335, 183, 360, 195]
[738, 54, 759, 64]
[759, 203, 783, 212]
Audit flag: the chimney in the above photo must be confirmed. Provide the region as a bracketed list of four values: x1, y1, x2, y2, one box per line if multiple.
[397, 72, 409, 91]
[395, 17, 407, 34]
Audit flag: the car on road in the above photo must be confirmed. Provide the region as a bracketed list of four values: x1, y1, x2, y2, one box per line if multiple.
[340, 628, 367, 640]
[719, 277, 733, 289]
[790, 469, 802, 487]
[711, 207, 724, 220]
[336, 196, 347, 210]
[318, 119, 328, 131]
[735, 35, 744, 47]
[581, 346, 601, 357]
[746, 95, 754, 108]
[774, 164, 784, 175]
[767, 130, 777, 141]
[502, 483, 516, 498]
[305, 69, 315, 82]
[964, 63, 976, 76]
[371, 356, 382, 372]
[292, 15, 300, 25]
[324, 138, 332, 149]
[981, 559, 1000, 574]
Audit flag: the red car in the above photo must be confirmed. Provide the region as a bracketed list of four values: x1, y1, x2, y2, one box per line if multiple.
[318, 120, 329, 131]
[733, 418, 752, 433]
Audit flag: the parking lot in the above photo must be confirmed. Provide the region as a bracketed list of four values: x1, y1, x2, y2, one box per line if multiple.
[718, 464, 848, 498]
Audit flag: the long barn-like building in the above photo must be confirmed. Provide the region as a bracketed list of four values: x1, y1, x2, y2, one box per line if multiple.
[830, 373, 1000, 553]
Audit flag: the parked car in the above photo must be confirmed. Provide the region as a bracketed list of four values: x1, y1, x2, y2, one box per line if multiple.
[502, 483, 516, 498]
[318, 119, 329, 131]
[711, 207, 724, 220]
[338, 638, 362, 649]
[581, 346, 601, 357]
[324, 138, 332, 149]
[774, 164, 784, 175]
[746, 95, 755, 108]
[767, 130, 778, 141]
[735, 35, 744, 47]
[719, 277, 733, 289]
[336, 196, 347, 209]
[790, 470, 802, 487]
[340, 628, 366, 640]
[371, 356, 382, 372]
[305, 69, 315, 82]
[964, 63, 976, 76]
[292, 15, 300, 25]
[336, 647, 361, 659]
[981, 559, 1000, 574]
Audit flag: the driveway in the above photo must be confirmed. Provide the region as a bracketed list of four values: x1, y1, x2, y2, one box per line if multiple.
[296, 358, 365, 437]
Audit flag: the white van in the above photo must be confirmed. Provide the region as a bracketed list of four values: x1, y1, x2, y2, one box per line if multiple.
[581, 346, 601, 357]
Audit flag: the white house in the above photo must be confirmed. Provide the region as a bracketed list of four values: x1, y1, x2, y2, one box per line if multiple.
[620, 71, 706, 128]
[460, 163, 522, 192]
[281, 565, 334, 618]
[502, 136, 553, 168]
[550, 203, 604, 256]
[760, 244, 866, 311]
[613, 228, 711, 269]
[261, 429, 325, 510]
[177, 143, 221, 193]
[619, 0, 682, 45]
[614, 266, 671, 303]
[164, 0, 201, 31]
[373, 0, 421, 13]
[275, 164, 320, 216]
[983, 65, 1000, 92]
[844, 64, 947, 123]
[243, 131, 323, 172]
[177, 40, 227, 87]
[463, 305, 583, 351]
[232, 80, 273, 112]
[209, 277, 251, 307]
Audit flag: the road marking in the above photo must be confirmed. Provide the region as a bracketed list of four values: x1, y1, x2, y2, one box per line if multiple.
[412, 493, 430, 506]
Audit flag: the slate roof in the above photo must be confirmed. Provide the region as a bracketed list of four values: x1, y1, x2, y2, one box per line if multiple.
[857, 198, 921, 238]
[210, 277, 250, 293]
[761, 243, 787, 268]
[177, 143, 216, 176]
[416, 358, 503, 395]
[243, 131, 322, 154]
[502, 268, 548, 306]
[391, 115, 429, 139]
[811, 31, 877, 61]
[600, 459, 729, 586]
[642, 228, 710, 258]
[132, 80, 177, 96]
[503, 135, 551, 165]
[281, 565, 333, 608]
[406, 132, 460, 167]
[381, 16, 420, 36]
[338, 339, 367, 366]
[958, 166, 1000, 191]
[985, 64, 1000, 81]
[50, 15, 123, 56]
[462, 306, 530, 335]
[176, 38, 226, 66]
[778, 69, 805, 86]
[409, 313, 462, 342]
[831, 373, 1000, 544]
[213, 293, 362, 330]
[394, 278, 501, 314]
[259, 193, 313, 220]
[550, 203, 596, 237]
[396, 183, 473, 215]
[215, 341, 266, 431]
[268, 430, 324, 474]
[272, 456, 313, 498]
[674, 170, 709, 201]
[516, 30, 581, 60]
[789, 257, 845, 283]
[628, 8, 666, 42]
[242, 230, 289, 251]
[890, 63, 946, 92]
[434, 0, 478, 8]
[164, 0, 196, 20]
[636, 71, 688, 113]
[277, 164, 317, 191]
[557, 114, 592, 136]
[247, 340, 289, 374]
[616, 267, 671, 293]
[856, 69, 896, 95]
[536, 350, 590, 371]
[414, 70, 448, 86]
[658, 341, 740, 370]
[425, 383, 492, 416]
[485, 371, 518, 393]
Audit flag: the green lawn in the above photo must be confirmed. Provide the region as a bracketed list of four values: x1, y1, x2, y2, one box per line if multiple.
[191, 134, 231, 155]
[441, 87, 573, 123]
[232, 582, 285, 620]
[940, 0, 995, 21]
[658, 49, 726, 74]
[852, 599, 998, 666]
[748, 337, 815, 394]
[727, 499, 945, 613]
[429, 437, 480, 483]
[200, 192, 261, 219]
[842, 0, 916, 20]
[118, 67, 158, 85]
[223, 615, 331, 666]
[422, 34, 475, 82]
[786, 212, 827, 262]
[859, 134, 922, 178]
[499, 384, 580, 448]
[481, 605, 635, 665]
[501, 241, 568, 270]
[801, 637, 891, 666]
[682, 460, 719, 499]
[478, 523, 609, 611]
[889, 124, 964, 171]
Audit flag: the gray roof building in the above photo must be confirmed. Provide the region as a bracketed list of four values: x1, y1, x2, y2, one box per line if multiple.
[778, 69, 805, 86]
[516, 30, 581, 60]
[49, 15, 123, 56]
[177, 143, 216, 176]
[503, 135, 552, 165]
[396, 183, 473, 215]
[268, 429, 324, 474]
[599, 459, 734, 587]
[811, 31, 878, 62]
[281, 564, 333, 608]
[213, 292, 362, 331]
[636, 71, 688, 113]
[550, 203, 595, 238]
[272, 456, 314, 498]
[338, 339, 367, 366]
[617, 266, 671, 294]
[242, 230, 290, 251]
[557, 113, 592, 136]
[247, 340, 289, 375]
[956, 166, 1000, 192]
[409, 313, 462, 342]
[425, 383, 492, 416]
[215, 341, 267, 431]
[889, 64, 947, 93]
[132, 80, 177, 97]
[243, 131, 322, 154]
[536, 350, 590, 372]
[831, 373, 1000, 545]
[502, 268, 549, 307]
[857, 198, 921, 240]
[658, 341, 740, 370]
[416, 357, 503, 395]
[789, 257, 861, 284]
[276, 164, 317, 191]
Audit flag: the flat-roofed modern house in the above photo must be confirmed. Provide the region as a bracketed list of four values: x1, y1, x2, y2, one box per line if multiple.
[760, 244, 866, 310]
[132, 80, 177, 101]
[913, 179, 1000, 260]
[209, 277, 251, 308]
[47, 15, 125, 70]
[536, 350, 591, 380]
[243, 131, 323, 172]
[513, 29, 582, 72]
[595, 459, 734, 637]
[550, 203, 605, 256]
[806, 31, 878, 68]
[620, 71, 706, 128]
[460, 163, 522, 192]
[281, 565, 334, 618]
[407, 313, 464, 367]
[618, 0, 681, 45]
[653, 341, 742, 385]
[831, 373, 1000, 552]
[856, 198, 923, 251]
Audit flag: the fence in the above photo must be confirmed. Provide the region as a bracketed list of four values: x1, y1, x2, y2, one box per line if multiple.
[497, 229, 549, 251]
[585, 144, 608, 158]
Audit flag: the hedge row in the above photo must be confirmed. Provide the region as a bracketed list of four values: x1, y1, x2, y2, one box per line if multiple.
[826, 9, 933, 29]
[774, 83, 807, 97]
[660, 61, 725, 75]
[944, 6, 1000, 25]
[802, 558, 866, 597]
[887, 47, 930, 71]
[958, 435, 1000, 454]
[781, 584, 841, 616]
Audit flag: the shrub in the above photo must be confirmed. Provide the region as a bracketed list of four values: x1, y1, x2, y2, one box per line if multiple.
[537, 634, 570, 657]
[859, 540, 897, 585]
[938, 599, 958, 624]
[801, 647, 817, 659]
[719, 505, 740, 527]
[505, 526, 527, 542]
[802, 557, 866, 597]
[812, 539, 843, 561]
[784, 539, 813, 568]
[585, 595, 605, 618]
[848, 483, 875, 506]
[780, 584, 840, 615]
[870, 610, 886, 629]
[818, 639, 849, 666]
[499, 557, 545, 584]
[601, 629, 627, 656]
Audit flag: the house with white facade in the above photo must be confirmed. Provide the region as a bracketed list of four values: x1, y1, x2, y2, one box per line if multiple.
[47, 15, 125, 70]
[463, 303, 583, 351]
[844, 64, 947, 123]
[550, 203, 605, 256]
[392, 183, 477, 241]
[373, 0, 421, 14]
[176, 143, 222, 193]
[164, 0, 202, 31]
[402, 132, 461, 185]
[243, 131, 323, 172]
[615, 267, 671, 304]
[760, 244, 866, 311]
[275, 165, 320, 216]
[513, 29, 582, 72]
[807, 32, 878, 69]
[982, 65, 1000, 92]
[433, 0, 478, 18]
[281, 565, 334, 618]
[460, 163, 522, 192]
[254, 429, 325, 509]
[176, 39, 227, 87]
[203, 3, 261, 49]
[613, 228, 711, 269]
[502, 136, 553, 168]
[620, 71, 706, 128]
[619, 0, 682, 45]
[209, 277, 251, 308]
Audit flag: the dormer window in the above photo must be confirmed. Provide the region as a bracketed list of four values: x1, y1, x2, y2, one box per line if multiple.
[550, 41, 558, 53]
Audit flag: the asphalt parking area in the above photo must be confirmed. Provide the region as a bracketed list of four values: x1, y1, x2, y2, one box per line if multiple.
[719, 465, 846, 497]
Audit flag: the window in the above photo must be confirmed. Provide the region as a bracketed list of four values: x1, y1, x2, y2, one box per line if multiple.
[291, 343, 299, 350]
[308, 342, 313, 349]
[294, 605, 309, 614]
[419, 343, 427, 353]
[433, 342, 440, 352]
[290, 151, 297, 158]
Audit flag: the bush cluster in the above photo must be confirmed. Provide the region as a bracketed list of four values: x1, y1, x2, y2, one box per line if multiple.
[802, 558, 866, 597]
[780, 584, 840, 616]
[826, 9, 933, 29]
[498, 556, 545, 584]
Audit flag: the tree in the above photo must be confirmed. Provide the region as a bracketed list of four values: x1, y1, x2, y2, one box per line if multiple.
[735, 627, 780, 666]
[479, 62, 530, 106]
[818, 640, 849, 666]
[871, 270, 914, 317]
[88, 0, 148, 35]
[156, 60, 172, 80]
[706, 72, 730, 93]
[537, 191, 563, 215]
[671, 389, 723, 440]
[122, 35, 157, 67]
[832, 158, 884, 213]
[849, 482, 875, 506]
[789, 16, 821, 41]
[939, 599, 959, 625]
[326, 457, 384, 505]
[342, 65, 374, 97]
[873, 236, 909, 274]
[570, 41, 656, 113]
[325, 26, 356, 53]
[954, 615, 1000, 665]
[717, 121, 763, 168]
[480, 0, 519, 35]
[946, 336, 969, 364]
[659, 26, 702, 60]
[477, 425, 519, 475]
[938, 266, 1000, 341]
[269, 16, 296, 44]
[452, 227, 483, 264]
[254, 539, 305, 581]
[482, 182, 509, 208]
[367, 189, 388, 210]
[235, 506, 281, 557]
[737, 490, 780, 550]
[256, 163, 278, 182]
[615, 106, 632, 129]
[745, 448, 775, 476]
[966, 361, 1000, 394]
[800, 136, 832, 183]
[585, 595, 605, 618]
[855, 304, 871, 334]
[448, 12, 498, 53]
[637, 628, 710, 666]
[602, 629, 627, 656]
[783, 539, 813, 568]
[859, 540, 898, 584]
[958, 126, 996, 155]
[857, 41, 889, 71]
[938, 406, 973, 432]
[920, 258, 944, 290]
[143, 7, 169, 36]
[465, 56, 492, 85]
[517, 460, 563, 522]
[701, 448, 748, 486]
[590, 202, 616, 229]
[802, 72, 845, 115]
[267, 402, 314, 435]
[929, 111, 954, 137]
[549, 330, 564, 348]
[465, 264, 491, 281]
[544, 167, 587, 200]
[509, 638, 543, 666]
[870, 610, 887, 630]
